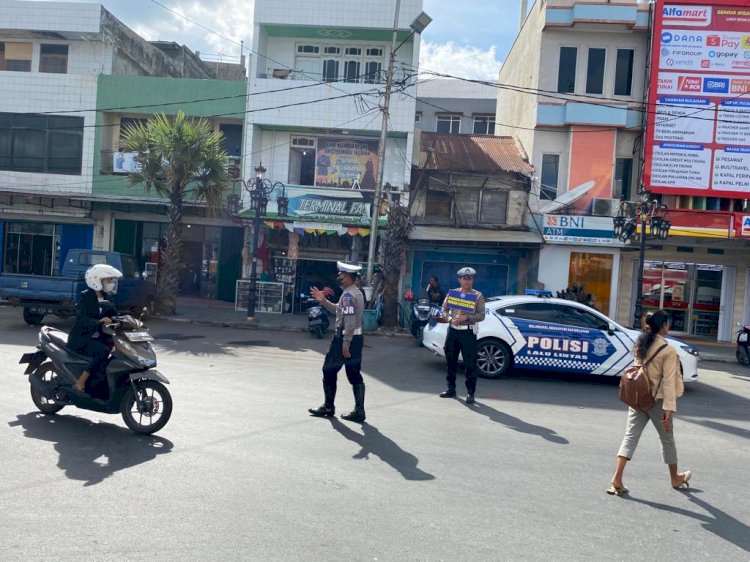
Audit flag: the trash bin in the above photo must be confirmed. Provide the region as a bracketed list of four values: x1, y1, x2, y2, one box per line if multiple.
[362, 309, 378, 332]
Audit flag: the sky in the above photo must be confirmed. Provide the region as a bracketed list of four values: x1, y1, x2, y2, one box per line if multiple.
[28, 0, 531, 80]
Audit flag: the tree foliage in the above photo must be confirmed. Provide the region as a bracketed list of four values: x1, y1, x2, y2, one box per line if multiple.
[122, 111, 230, 314]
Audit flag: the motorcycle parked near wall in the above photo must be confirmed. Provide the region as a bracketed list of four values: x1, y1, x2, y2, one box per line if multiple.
[19, 312, 172, 434]
[302, 295, 330, 338]
[405, 288, 440, 345]
[736, 321, 750, 366]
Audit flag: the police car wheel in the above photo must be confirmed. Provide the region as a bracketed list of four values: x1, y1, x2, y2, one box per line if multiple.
[476, 338, 511, 379]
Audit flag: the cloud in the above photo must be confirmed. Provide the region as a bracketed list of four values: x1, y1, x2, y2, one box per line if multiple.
[419, 41, 502, 81]
[126, 0, 253, 61]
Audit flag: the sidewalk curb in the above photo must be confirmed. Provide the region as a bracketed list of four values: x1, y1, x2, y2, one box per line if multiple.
[154, 315, 413, 338]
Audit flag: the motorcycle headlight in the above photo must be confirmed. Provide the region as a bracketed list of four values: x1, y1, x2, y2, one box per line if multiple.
[680, 344, 700, 357]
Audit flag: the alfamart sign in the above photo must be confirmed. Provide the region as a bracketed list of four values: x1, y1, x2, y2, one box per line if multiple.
[543, 215, 625, 245]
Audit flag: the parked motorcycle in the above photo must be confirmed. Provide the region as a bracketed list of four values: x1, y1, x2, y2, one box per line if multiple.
[736, 321, 750, 366]
[19, 312, 172, 434]
[405, 288, 440, 345]
[302, 294, 330, 338]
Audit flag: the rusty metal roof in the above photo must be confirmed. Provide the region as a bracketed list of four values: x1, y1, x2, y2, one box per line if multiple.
[419, 132, 533, 175]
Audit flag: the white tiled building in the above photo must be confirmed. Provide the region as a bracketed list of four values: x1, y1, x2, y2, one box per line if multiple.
[244, 0, 423, 191]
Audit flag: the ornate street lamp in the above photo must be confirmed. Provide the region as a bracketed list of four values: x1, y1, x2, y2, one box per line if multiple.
[613, 189, 671, 328]
[233, 163, 288, 320]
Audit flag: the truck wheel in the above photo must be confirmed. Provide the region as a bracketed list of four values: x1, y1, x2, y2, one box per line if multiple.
[23, 307, 45, 326]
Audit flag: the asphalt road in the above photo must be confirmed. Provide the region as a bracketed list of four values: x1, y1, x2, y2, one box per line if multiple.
[0, 308, 749, 561]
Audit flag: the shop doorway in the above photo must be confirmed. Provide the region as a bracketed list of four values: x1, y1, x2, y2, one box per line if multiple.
[295, 259, 339, 311]
[2, 222, 60, 276]
[641, 261, 723, 337]
[289, 147, 316, 186]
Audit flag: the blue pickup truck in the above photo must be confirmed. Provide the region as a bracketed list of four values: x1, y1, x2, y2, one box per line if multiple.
[0, 249, 156, 325]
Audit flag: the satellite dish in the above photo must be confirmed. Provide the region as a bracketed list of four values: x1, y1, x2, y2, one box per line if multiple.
[538, 180, 596, 215]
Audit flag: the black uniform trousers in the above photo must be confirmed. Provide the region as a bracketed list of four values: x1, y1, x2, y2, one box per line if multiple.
[322, 332, 364, 394]
[444, 326, 478, 393]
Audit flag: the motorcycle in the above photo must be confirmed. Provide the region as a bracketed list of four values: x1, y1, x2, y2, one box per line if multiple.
[736, 321, 750, 366]
[406, 288, 440, 344]
[301, 294, 330, 338]
[19, 312, 172, 434]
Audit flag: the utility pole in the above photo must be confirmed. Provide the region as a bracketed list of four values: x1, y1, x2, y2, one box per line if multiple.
[366, 0, 401, 286]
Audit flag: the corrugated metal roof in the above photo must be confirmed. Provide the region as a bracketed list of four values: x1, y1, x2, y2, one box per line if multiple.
[419, 132, 533, 175]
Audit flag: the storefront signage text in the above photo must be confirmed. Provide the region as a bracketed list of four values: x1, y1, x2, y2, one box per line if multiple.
[542, 214, 625, 245]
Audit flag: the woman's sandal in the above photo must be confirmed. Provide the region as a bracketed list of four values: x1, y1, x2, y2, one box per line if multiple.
[672, 470, 692, 490]
[606, 484, 629, 496]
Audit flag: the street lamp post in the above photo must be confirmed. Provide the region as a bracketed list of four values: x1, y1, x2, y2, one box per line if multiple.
[613, 189, 671, 329]
[238, 163, 288, 320]
[364, 5, 432, 287]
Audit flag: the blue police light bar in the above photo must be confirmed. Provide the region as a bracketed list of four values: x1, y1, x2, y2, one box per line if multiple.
[525, 289, 553, 297]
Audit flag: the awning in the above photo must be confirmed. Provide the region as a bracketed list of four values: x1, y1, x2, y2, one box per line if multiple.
[264, 220, 369, 237]
[409, 225, 543, 244]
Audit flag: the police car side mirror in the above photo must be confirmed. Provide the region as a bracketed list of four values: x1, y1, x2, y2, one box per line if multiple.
[607, 322, 617, 335]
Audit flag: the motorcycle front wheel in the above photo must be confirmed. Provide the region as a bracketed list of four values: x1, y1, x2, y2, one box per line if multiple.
[30, 363, 65, 415]
[121, 380, 173, 434]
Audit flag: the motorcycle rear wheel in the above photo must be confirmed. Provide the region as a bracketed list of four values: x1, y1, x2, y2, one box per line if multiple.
[121, 380, 172, 434]
[30, 363, 65, 415]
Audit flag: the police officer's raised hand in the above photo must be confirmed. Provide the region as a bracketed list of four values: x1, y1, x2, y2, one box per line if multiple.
[310, 286, 326, 303]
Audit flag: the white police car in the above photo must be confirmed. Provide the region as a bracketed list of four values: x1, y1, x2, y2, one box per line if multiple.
[422, 295, 700, 382]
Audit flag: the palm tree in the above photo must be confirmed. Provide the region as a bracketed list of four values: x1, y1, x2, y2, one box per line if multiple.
[122, 111, 230, 314]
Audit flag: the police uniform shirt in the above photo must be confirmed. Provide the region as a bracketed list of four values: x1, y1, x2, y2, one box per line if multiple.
[334, 285, 364, 348]
[443, 288, 486, 328]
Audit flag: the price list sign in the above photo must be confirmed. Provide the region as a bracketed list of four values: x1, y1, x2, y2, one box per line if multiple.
[644, 1, 750, 197]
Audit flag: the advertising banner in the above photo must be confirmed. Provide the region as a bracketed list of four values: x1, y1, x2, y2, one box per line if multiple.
[239, 186, 387, 226]
[315, 138, 379, 189]
[644, 1, 750, 197]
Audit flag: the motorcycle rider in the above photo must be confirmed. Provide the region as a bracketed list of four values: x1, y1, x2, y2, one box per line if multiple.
[308, 261, 367, 422]
[69, 264, 122, 394]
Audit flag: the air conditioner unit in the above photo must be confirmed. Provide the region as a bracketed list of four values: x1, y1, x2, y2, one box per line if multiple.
[592, 197, 620, 217]
[291, 137, 315, 148]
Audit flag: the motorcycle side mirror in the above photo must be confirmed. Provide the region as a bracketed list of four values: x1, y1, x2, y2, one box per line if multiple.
[140, 306, 150, 321]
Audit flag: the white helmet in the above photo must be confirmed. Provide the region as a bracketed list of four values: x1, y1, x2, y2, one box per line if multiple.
[85, 264, 123, 292]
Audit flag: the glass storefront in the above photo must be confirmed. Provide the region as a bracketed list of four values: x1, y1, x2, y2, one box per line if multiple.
[641, 261, 722, 337]
[3, 222, 61, 275]
[568, 252, 614, 313]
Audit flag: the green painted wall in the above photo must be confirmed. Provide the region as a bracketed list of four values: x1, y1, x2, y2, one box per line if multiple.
[92, 75, 248, 197]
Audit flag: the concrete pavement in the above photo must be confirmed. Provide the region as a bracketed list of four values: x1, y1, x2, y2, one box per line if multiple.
[160, 298, 739, 364]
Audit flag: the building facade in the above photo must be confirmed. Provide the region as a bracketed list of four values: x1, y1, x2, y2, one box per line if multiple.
[239, 0, 423, 307]
[415, 78, 497, 135]
[0, 1, 248, 301]
[497, 0, 750, 340]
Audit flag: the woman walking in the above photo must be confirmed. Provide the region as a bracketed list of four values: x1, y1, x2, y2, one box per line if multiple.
[608, 310, 691, 495]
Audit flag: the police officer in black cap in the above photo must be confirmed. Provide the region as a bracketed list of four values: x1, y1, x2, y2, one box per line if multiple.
[439, 267, 485, 404]
[308, 261, 367, 422]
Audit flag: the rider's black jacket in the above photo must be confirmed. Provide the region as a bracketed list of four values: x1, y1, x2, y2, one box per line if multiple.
[68, 289, 117, 350]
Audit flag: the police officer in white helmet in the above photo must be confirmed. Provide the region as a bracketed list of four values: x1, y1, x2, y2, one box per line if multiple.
[308, 261, 367, 422]
[439, 267, 485, 404]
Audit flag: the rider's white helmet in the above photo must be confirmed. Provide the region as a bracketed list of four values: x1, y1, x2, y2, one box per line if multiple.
[85, 264, 123, 292]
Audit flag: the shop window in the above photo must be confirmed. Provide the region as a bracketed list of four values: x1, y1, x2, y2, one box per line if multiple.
[569, 252, 613, 314]
[479, 189, 508, 225]
[425, 190, 452, 221]
[415, 112, 422, 124]
[344, 60, 360, 83]
[614, 49, 635, 96]
[557, 46, 577, 94]
[363, 61, 382, 83]
[473, 115, 495, 135]
[322, 59, 339, 82]
[585, 48, 606, 95]
[540, 154, 559, 200]
[614, 158, 633, 201]
[0, 112, 84, 174]
[436, 113, 461, 134]
[0, 42, 32, 72]
[3, 222, 60, 275]
[39, 44, 68, 74]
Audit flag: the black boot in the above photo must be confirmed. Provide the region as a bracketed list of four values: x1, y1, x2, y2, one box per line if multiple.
[439, 386, 456, 398]
[309, 381, 336, 417]
[341, 383, 366, 423]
